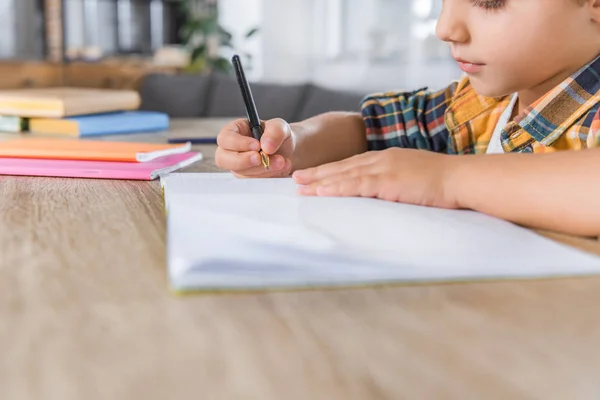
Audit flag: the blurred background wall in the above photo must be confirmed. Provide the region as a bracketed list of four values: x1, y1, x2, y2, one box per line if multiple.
[0, 0, 462, 92]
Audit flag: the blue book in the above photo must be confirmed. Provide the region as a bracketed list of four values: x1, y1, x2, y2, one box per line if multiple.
[29, 111, 169, 137]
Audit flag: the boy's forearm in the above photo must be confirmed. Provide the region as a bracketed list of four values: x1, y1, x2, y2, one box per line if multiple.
[448, 149, 600, 237]
[290, 112, 368, 171]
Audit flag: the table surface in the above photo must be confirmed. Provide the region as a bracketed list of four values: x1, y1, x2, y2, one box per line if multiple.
[1, 118, 600, 400]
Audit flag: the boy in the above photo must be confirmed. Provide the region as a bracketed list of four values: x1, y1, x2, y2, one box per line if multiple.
[215, 0, 600, 238]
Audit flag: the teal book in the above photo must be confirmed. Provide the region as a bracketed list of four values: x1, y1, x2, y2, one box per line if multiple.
[0, 115, 27, 133]
[29, 111, 169, 137]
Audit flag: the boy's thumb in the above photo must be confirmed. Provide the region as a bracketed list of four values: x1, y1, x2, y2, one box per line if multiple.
[260, 118, 291, 154]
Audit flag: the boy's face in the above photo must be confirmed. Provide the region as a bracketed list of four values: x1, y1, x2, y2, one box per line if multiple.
[436, 0, 600, 98]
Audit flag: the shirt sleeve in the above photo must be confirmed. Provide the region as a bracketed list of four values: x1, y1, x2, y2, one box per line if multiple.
[360, 81, 460, 153]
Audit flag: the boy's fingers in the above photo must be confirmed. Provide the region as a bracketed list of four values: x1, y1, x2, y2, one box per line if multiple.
[298, 175, 378, 198]
[224, 119, 253, 137]
[217, 129, 260, 152]
[233, 155, 287, 175]
[293, 153, 375, 184]
[297, 167, 360, 188]
[292, 160, 351, 184]
[328, 175, 380, 198]
[215, 148, 262, 171]
[261, 118, 292, 155]
[233, 157, 292, 178]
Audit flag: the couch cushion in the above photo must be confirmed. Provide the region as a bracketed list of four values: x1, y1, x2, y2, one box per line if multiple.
[138, 73, 212, 117]
[206, 74, 307, 122]
[294, 85, 366, 121]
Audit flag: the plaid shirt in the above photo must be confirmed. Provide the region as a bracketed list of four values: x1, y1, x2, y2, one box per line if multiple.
[361, 55, 600, 154]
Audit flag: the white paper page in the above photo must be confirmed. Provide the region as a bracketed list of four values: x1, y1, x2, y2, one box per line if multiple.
[163, 173, 600, 291]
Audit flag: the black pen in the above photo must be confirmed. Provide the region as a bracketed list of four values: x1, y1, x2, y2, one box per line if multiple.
[232, 54, 270, 170]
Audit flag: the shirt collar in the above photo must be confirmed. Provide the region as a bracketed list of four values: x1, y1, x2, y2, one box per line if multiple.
[515, 53, 600, 146]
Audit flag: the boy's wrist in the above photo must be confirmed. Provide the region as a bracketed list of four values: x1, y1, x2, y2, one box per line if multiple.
[286, 112, 368, 172]
[288, 121, 304, 172]
[443, 155, 478, 210]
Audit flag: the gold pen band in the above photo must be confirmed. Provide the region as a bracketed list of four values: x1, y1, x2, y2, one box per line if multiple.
[259, 150, 270, 171]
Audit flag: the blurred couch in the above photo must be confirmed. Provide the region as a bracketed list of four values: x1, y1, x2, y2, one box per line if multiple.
[137, 72, 368, 123]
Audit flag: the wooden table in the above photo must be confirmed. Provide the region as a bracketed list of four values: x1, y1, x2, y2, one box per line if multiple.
[1, 118, 600, 400]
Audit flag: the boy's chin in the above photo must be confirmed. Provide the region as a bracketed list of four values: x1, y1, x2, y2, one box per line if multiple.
[468, 78, 514, 99]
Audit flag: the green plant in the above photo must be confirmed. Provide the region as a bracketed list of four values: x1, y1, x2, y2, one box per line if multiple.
[177, 0, 259, 74]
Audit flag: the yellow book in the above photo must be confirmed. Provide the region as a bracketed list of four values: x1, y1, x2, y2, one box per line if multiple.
[0, 87, 141, 118]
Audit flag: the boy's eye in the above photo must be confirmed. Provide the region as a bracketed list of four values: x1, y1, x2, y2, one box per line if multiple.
[471, 0, 506, 11]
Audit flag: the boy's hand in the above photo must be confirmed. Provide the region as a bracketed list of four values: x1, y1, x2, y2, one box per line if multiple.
[215, 118, 295, 178]
[292, 148, 460, 209]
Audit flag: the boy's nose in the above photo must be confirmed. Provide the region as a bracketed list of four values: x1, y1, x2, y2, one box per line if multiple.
[435, 1, 470, 44]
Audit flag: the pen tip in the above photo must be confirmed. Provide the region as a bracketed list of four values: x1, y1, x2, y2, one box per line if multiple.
[259, 150, 270, 171]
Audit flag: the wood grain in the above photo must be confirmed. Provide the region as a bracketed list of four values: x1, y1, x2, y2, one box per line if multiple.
[0, 62, 62, 89]
[1, 119, 600, 400]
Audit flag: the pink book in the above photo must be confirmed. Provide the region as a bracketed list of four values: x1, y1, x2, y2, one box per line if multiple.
[0, 152, 203, 180]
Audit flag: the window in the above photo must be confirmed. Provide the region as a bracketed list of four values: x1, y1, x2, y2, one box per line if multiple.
[0, 0, 44, 60]
[63, 0, 186, 59]
[324, 0, 448, 63]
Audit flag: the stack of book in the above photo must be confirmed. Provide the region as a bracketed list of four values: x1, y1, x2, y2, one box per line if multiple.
[0, 137, 203, 180]
[0, 87, 202, 180]
[0, 86, 168, 137]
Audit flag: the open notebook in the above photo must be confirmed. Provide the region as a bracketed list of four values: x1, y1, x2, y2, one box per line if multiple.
[161, 173, 600, 292]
